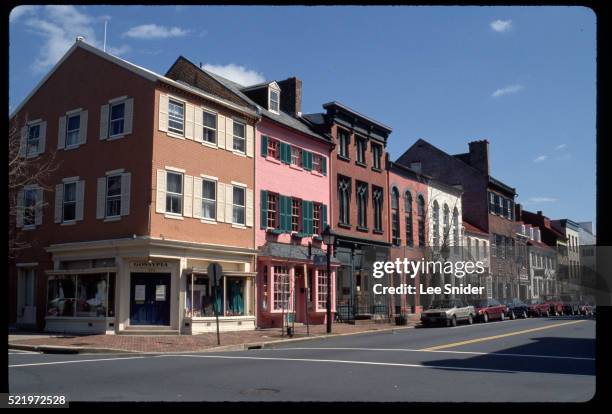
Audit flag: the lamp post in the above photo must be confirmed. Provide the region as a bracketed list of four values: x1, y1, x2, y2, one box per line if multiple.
[322, 225, 336, 334]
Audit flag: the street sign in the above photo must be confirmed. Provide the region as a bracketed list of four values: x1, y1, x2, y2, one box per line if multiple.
[314, 254, 327, 266]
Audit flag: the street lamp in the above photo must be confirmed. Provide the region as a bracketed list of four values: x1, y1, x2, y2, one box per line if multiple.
[322, 225, 336, 334]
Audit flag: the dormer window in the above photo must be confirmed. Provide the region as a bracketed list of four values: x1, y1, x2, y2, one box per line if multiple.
[269, 87, 280, 113]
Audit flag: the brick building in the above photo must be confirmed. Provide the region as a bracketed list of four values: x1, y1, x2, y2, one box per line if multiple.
[10, 40, 259, 334]
[396, 139, 521, 301]
[303, 103, 392, 321]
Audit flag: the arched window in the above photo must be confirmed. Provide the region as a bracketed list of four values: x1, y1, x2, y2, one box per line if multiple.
[417, 195, 425, 247]
[432, 201, 440, 247]
[391, 187, 400, 246]
[443, 204, 450, 246]
[404, 191, 413, 247]
[452, 207, 459, 252]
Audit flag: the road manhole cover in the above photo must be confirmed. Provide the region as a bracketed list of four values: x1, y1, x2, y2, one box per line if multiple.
[239, 388, 280, 395]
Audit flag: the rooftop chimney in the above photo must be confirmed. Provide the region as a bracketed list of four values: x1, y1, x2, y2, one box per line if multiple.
[76, 36, 85, 42]
[468, 140, 490, 174]
[537, 210, 543, 216]
[515, 203, 523, 220]
[276, 77, 302, 117]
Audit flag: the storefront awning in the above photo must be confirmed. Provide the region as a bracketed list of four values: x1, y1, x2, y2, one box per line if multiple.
[258, 242, 342, 265]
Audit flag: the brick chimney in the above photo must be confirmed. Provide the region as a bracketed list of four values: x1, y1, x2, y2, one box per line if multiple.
[515, 203, 523, 220]
[468, 140, 490, 174]
[276, 77, 302, 117]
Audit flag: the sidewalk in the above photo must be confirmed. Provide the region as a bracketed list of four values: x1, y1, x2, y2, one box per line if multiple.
[8, 322, 417, 354]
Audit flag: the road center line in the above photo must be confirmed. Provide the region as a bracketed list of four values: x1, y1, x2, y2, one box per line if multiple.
[421, 320, 587, 351]
[172, 354, 592, 376]
[9, 355, 152, 368]
[276, 347, 594, 361]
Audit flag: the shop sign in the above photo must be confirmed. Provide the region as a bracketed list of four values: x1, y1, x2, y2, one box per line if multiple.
[155, 285, 166, 301]
[134, 285, 146, 303]
[131, 261, 171, 272]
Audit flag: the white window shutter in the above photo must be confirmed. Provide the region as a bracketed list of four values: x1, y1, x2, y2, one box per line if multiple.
[58, 116, 67, 149]
[54, 184, 63, 223]
[78, 110, 88, 145]
[183, 174, 193, 217]
[124, 98, 134, 135]
[155, 169, 166, 213]
[193, 177, 203, 218]
[38, 121, 47, 154]
[216, 182, 225, 222]
[16, 190, 24, 228]
[99, 105, 109, 140]
[75, 180, 85, 221]
[158, 94, 169, 132]
[194, 109, 203, 143]
[35, 188, 43, 226]
[120, 172, 131, 216]
[225, 118, 234, 152]
[225, 184, 233, 223]
[19, 126, 27, 157]
[246, 188, 253, 227]
[185, 103, 195, 140]
[96, 177, 106, 219]
[217, 114, 226, 149]
[246, 124, 254, 157]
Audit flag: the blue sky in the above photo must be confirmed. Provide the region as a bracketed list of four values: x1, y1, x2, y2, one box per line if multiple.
[9, 5, 596, 227]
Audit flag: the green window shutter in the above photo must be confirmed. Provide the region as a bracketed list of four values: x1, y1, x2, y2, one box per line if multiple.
[261, 135, 268, 157]
[260, 190, 268, 229]
[321, 156, 327, 175]
[301, 200, 308, 234]
[280, 195, 290, 231]
[303, 150, 311, 171]
[322, 204, 328, 232]
[279, 195, 286, 230]
[280, 143, 289, 164]
[307, 201, 314, 234]
[307, 151, 313, 170]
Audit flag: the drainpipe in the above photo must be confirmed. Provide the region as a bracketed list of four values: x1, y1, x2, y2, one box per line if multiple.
[252, 110, 262, 324]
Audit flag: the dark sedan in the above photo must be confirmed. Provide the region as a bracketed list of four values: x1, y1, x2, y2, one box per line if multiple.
[501, 298, 529, 319]
[471, 298, 508, 322]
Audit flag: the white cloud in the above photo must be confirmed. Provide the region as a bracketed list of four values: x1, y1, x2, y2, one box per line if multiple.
[9, 5, 39, 23]
[202, 63, 265, 87]
[490, 19, 513, 33]
[492, 84, 524, 98]
[16, 6, 129, 73]
[524, 197, 558, 204]
[533, 155, 548, 163]
[123, 24, 190, 39]
[555, 143, 567, 150]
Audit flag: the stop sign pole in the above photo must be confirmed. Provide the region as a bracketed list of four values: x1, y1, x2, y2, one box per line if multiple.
[208, 263, 222, 346]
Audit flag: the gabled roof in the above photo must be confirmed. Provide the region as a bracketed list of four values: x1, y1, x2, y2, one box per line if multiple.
[169, 56, 330, 144]
[10, 40, 256, 120]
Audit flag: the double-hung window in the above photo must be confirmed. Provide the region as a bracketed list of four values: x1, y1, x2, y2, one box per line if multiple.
[357, 181, 368, 229]
[267, 193, 278, 228]
[273, 266, 290, 310]
[105, 175, 122, 218]
[168, 99, 185, 135]
[312, 154, 322, 173]
[63, 182, 77, 222]
[356, 137, 366, 164]
[373, 186, 384, 232]
[268, 138, 280, 160]
[166, 172, 183, 214]
[203, 110, 217, 144]
[269, 89, 280, 113]
[23, 188, 38, 227]
[291, 198, 301, 232]
[26, 124, 40, 157]
[290, 146, 302, 166]
[313, 203, 321, 235]
[109, 102, 125, 137]
[338, 128, 350, 158]
[232, 186, 246, 225]
[317, 270, 328, 309]
[65, 114, 81, 148]
[372, 143, 382, 169]
[233, 121, 246, 153]
[338, 175, 351, 225]
[202, 180, 216, 220]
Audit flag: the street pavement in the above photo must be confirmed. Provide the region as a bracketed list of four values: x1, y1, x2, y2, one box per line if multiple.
[8, 315, 595, 402]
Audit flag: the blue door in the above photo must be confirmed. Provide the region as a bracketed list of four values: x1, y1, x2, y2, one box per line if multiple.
[130, 273, 171, 325]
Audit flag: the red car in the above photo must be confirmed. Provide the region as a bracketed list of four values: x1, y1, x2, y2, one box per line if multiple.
[471, 298, 508, 323]
[526, 298, 550, 317]
[542, 297, 564, 316]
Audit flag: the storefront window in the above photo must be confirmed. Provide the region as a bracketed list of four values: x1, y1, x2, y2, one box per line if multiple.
[273, 266, 291, 311]
[47, 275, 76, 317]
[186, 275, 215, 317]
[317, 270, 328, 309]
[226, 278, 245, 316]
[75, 273, 109, 317]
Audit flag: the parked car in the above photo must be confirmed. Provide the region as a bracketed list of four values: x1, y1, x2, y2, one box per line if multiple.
[560, 295, 580, 315]
[420, 299, 475, 327]
[501, 298, 529, 319]
[542, 296, 564, 316]
[578, 302, 594, 316]
[471, 298, 508, 322]
[525, 298, 550, 317]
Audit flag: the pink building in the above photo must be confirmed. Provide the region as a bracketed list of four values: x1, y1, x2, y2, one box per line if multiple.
[241, 78, 338, 328]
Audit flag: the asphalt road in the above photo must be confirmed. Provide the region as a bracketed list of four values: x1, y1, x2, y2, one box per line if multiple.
[8, 315, 595, 402]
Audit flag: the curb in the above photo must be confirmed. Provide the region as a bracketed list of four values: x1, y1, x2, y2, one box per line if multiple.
[8, 324, 416, 355]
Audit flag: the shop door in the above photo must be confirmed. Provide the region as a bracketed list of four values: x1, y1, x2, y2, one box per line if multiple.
[130, 273, 171, 325]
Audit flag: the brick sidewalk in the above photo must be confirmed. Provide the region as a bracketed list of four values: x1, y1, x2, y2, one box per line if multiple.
[9, 322, 416, 353]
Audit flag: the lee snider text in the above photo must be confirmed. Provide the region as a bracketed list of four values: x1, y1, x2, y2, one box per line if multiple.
[373, 283, 485, 295]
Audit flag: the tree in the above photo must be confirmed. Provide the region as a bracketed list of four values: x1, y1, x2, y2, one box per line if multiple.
[8, 115, 59, 258]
